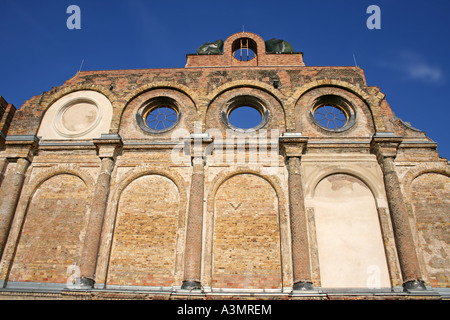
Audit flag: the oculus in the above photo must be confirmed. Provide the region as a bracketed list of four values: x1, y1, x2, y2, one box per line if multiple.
[221, 95, 269, 132]
[136, 97, 181, 133]
[310, 95, 356, 132]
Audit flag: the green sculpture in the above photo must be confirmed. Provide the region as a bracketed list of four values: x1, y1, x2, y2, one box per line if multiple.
[265, 38, 294, 54]
[197, 39, 224, 55]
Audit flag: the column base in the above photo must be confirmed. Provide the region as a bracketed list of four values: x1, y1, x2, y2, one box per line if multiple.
[293, 281, 314, 291]
[403, 280, 426, 291]
[181, 281, 202, 290]
[79, 277, 95, 289]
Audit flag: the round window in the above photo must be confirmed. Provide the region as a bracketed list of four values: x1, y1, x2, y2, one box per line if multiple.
[312, 105, 349, 130]
[228, 106, 262, 129]
[136, 97, 181, 133]
[221, 96, 269, 132]
[143, 105, 179, 131]
[310, 95, 355, 132]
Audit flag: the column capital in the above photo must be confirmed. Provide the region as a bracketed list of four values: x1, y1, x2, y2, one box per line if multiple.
[4, 135, 39, 162]
[279, 133, 308, 159]
[93, 134, 123, 160]
[188, 133, 214, 156]
[370, 133, 403, 161]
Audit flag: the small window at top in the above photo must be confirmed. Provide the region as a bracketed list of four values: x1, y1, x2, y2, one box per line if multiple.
[232, 38, 257, 61]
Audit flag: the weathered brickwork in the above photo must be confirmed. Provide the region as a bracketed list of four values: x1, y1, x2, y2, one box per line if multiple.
[213, 174, 281, 289]
[8, 174, 89, 283]
[0, 96, 16, 147]
[410, 173, 450, 288]
[107, 175, 180, 287]
[0, 32, 448, 299]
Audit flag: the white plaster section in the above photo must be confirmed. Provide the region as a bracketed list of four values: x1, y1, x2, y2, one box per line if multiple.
[311, 174, 391, 289]
[38, 90, 113, 140]
[301, 153, 391, 289]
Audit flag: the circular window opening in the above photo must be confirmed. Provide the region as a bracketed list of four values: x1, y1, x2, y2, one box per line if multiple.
[144, 105, 179, 131]
[310, 95, 356, 132]
[221, 95, 269, 132]
[136, 97, 181, 133]
[312, 105, 349, 130]
[228, 106, 263, 129]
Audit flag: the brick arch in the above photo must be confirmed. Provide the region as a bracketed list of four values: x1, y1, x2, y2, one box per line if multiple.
[204, 82, 287, 133]
[223, 32, 266, 59]
[44, 84, 117, 113]
[25, 164, 95, 200]
[304, 165, 387, 208]
[203, 167, 292, 289]
[403, 164, 450, 288]
[109, 166, 188, 206]
[401, 163, 450, 201]
[206, 80, 286, 107]
[208, 170, 285, 289]
[123, 81, 200, 111]
[117, 85, 200, 138]
[97, 166, 188, 287]
[287, 79, 387, 132]
[206, 168, 287, 213]
[8, 170, 92, 284]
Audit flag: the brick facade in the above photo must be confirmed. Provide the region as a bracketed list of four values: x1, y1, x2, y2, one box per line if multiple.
[0, 32, 448, 300]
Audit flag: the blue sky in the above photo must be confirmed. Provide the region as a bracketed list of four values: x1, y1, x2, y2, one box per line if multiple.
[1, 0, 449, 159]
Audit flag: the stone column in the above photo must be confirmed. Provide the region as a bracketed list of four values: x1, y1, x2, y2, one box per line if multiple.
[279, 133, 313, 291]
[181, 156, 205, 290]
[79, 157, 114, 288]
[0, 158, 30, 259]
[79, 134, 121, 288]
[372, 135, 426, 291]
[0, 158, 7, 188]
[287, 156, 313, 290]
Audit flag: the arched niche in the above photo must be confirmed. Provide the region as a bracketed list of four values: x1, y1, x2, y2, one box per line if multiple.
[410, 172, 450, 288]
[212, 173, 282, 289]
[8, 174, 90, 284]
[106, 174, 180, 287]
[37, 90, 113, 140]
[312, 173, 391, 289]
